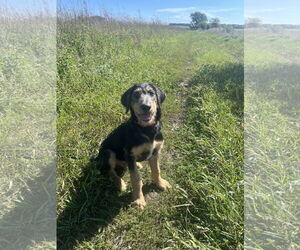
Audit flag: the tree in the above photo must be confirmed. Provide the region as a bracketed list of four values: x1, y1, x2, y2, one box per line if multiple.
[190, 12, 208, 30]
[210, 17, 220, 28]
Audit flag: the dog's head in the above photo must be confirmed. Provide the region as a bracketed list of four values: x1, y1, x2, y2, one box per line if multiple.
[121, 83, 166, 126]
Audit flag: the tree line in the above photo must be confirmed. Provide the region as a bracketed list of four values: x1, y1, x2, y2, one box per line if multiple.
[189, 12, 220, 30]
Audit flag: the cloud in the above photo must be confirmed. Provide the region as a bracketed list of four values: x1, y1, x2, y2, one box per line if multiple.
[156, 7, 196, 13]
[245, 15, 267, 21]
[245, 8, 285, 14]
[172, 12, 219, 22]
[156, 7, 237, 14]
[203, 12, 216, 18]
[156, 6, 238, 23]
[244, 8, 286, 23]
[208, 8, 237, 13]
[173, 13, 192, 22]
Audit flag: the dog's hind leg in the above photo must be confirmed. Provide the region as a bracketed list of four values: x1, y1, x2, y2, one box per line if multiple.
[108, 151, 127, 191]
[115, 164, 127, 178]
[98, 149, 127, 192]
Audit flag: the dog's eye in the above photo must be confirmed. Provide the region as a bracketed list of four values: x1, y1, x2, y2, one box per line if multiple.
[148, 91, 154, 97]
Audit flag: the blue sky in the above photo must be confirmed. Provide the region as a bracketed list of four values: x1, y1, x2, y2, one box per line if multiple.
[61, 0, 244, 24]
[245, 0, 300, 24]
[5, 0, 300, 24]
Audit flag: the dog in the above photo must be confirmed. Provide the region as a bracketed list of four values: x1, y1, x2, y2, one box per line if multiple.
[95, 82, 171, 208]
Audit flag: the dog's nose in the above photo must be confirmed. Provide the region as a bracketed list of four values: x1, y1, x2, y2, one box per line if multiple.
[141, 104, 151, 112]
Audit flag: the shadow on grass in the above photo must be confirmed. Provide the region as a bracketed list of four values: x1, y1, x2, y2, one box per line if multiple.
[246, 63, 300, 117]
[189, 62, 300, 118]
[57, 160, 128, 249]
[0, 164, 56, 249]
[189, 62, 244, 116]
[57, 160, 159, 249]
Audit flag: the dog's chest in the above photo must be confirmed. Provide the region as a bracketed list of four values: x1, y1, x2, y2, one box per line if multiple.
[131, 140, 163, 162]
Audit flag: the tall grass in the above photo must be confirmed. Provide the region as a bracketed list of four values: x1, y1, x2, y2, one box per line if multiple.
[56, 9, 244, 249]
[0, 9, 56, 250]
[244, 28, 300, 249]
[164, 61, 244, 249]
[57, 12, 198, 249]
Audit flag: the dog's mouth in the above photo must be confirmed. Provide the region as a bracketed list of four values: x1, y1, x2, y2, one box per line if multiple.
[139, 113, 153, 122]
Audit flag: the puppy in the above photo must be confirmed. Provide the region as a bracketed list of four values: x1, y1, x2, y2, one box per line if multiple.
[95, 83, 171, 208]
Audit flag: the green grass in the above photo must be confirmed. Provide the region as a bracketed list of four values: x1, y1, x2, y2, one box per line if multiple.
[165, 63, 244, 249]
[244, 28, 300, 249]
[0, 15, 56, 249]
[2, 11, 299, 250]
[57, 15, 244, 249]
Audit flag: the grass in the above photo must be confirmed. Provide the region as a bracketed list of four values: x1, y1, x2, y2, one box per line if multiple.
[0, 13, 56, 249]
[166, 62, 244, 249]
[2, 8, 299, 250]
[57, 14, 244, 249]
[244, 28, 300, 249]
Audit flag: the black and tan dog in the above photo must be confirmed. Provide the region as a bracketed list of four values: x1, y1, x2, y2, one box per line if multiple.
[95, 82, 171, 208]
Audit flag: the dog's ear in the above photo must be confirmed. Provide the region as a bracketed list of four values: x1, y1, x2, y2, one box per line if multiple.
[121, 85, 135, 113]
[150, 84, 166, 104]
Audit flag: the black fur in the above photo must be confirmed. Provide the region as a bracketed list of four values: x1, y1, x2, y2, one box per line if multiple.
[96, 83, 165, 174]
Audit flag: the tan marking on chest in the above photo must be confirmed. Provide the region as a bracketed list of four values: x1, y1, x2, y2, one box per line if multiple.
[131, 140, 163, 161]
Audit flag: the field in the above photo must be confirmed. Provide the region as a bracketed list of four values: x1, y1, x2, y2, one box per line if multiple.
[1, 7, 299, 250]
[56, 16, 244, 249]
[0, 14, 56, 249]
[244, 28, 300, 249]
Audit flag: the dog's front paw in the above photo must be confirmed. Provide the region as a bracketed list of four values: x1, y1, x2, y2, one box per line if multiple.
[156, 178, 172, 191]
[132, 198, 146, 209]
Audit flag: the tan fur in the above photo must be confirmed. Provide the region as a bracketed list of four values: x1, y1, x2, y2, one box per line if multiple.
[107, 140, 169, 206]
[148, 155, 171, 191]
[133, 87, 142, 93]
[115, 160, 142, 169]
[131, 88, 157, 126]
[150, 99, 157, 112]
[146, 140, 171, 190]
[131, 142, 152, 157]
[107, 151, 127, 191]
[131, 102, 157, 126]
[104, 84, 168, 209]
[129, 166, 145, 208]
[146, 86, 158, 114]
[129, 140, 164, 208]
[136, 162, 143, 169]
[131, 140, 163, 160]
[145, 86, 153, 91]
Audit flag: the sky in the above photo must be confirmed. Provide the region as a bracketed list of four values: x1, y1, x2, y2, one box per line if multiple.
[245, 0, 300, 25]
[62, 0, 245, 24]
[3, 0, 300, 24]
